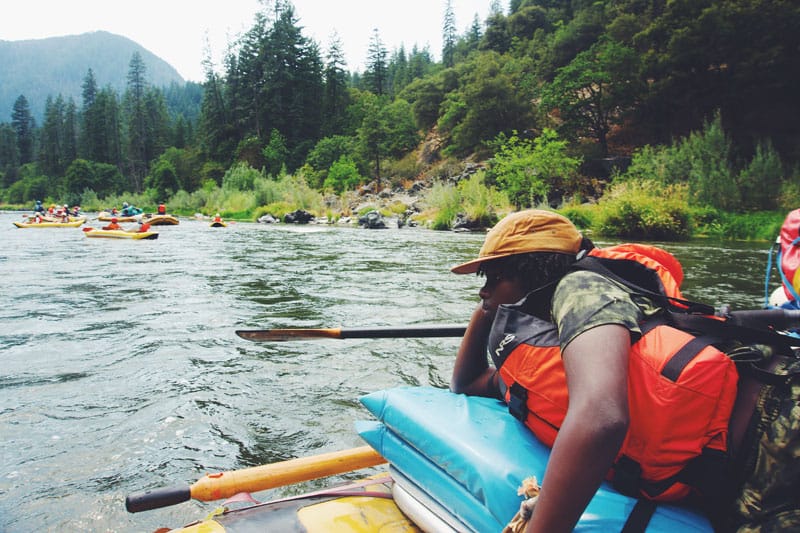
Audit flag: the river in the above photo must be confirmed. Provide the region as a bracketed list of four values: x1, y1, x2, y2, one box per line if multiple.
[0, 211, 776, 532]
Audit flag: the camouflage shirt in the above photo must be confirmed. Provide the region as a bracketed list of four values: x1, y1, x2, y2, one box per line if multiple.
[551, 269, 663, 350]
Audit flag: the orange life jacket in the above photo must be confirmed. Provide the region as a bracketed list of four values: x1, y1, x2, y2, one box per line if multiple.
[489, 244, 738, 501]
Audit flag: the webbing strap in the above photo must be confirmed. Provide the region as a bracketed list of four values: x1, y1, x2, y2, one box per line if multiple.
[662, 334, 718, 381]
[572, 256, 715, 315]
[620, 499, 657, 533]
[777, 243, 800, 303]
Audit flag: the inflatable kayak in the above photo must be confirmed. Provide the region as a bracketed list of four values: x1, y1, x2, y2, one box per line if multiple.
[137, 387, 713, 532]
[210, 220, 227, 227]
[84, 228, 158, 240]
[14, 219, 85, 228]
[143, 214, 179, 225]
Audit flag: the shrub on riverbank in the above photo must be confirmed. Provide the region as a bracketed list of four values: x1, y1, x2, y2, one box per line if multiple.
[419, 171, 511, 230]
[591, 181, 692, 240]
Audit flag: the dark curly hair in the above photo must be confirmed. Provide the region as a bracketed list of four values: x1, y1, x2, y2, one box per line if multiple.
[477, 237, 595, 294]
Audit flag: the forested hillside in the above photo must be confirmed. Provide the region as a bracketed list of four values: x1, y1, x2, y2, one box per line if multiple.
[0, 31, 185, 122]
[2, 0, 799, 235]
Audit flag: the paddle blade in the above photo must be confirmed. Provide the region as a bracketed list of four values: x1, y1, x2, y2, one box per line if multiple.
[236, 325, 466, 342]
[237, 328, 343, 341]
[126, 485, 190, 513]
[82, 227, 94, 232]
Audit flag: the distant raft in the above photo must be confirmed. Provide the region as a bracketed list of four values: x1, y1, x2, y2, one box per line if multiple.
[84, 228, 158, 240]
[143, 214, 179, 225]
[210, 220, 227, 227]
[14, 219, 85, 228]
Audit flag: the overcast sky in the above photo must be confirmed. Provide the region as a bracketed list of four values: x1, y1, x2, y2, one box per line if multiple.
[0, 0, 496, 82]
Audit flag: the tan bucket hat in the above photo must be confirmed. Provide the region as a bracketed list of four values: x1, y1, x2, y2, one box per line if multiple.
[451, 210, 582, 274]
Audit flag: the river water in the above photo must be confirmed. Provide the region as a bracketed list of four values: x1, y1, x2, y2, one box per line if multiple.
[0, 211, 776, 532]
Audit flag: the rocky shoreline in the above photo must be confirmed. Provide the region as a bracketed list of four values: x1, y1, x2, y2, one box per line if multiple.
[258, 161, 487, 230]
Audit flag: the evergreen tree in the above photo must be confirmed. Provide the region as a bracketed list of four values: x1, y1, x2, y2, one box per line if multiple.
[387, 45, 410, 97]
[11, 95, 35, 165]
[0, 123, 20, 186]
[63, 99, 78, 165]
[199, 35, 233, 164]
[94, 88, 124, 168]
[364, 29, 388, 96]
[124, 52, 149, 191]
[82, 69, 97, 108]
[442, 0, 457, 68]
[322, 32, 350, 136]
[39, 95, 65, 177]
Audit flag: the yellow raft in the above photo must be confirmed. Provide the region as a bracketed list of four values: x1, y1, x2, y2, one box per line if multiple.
[14, 219, 85, 228]
[84, 228, 158, 240]
[210, 221, 227, 228]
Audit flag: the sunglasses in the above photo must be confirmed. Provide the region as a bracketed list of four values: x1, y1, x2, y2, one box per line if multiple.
[477, 267, 506, 287]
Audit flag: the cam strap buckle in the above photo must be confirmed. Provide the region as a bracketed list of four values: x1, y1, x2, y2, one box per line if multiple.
[508, 382, 528, 422]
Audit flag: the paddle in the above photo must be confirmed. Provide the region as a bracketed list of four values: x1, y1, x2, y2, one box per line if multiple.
[235, 325, 467, 342]
[125, 445, 385, 513]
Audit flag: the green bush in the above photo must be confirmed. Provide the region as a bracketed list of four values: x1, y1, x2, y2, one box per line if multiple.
[222, 162, 263, 191]
[458, 170, 509, 227]
[594, 182, 692, 240]
[255, 202, 294, 221]
[423, 181, 461, 230]
[324, 156, 363, 194]
[738, 140, 784, 211]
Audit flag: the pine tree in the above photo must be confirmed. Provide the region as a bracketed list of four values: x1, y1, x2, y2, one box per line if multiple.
[0, 123, 20, 186]
[364, 29, 388, 96]
[442, 0, 457, 68]
[40, 95, 65, 176]
[322, 32, 350, 136]
[11, 95, 35, 165]
[124, 52, 149, 191]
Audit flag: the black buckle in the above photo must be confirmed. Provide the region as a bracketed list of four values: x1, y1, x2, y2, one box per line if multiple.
[508, 382, 528, 421]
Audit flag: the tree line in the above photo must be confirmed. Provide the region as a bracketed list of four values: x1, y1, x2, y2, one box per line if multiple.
[1, 0, 799, 218]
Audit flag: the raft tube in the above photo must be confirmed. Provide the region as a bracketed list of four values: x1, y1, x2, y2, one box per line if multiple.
[84, 229, 158, 240]
[14, 219, 85, 228]
[358, 386, 713, 532]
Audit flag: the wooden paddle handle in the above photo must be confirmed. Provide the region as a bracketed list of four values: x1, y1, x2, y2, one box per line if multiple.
[125, 446, 386, 512]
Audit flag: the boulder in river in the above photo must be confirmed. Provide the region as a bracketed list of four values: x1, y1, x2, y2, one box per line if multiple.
[358, 210, 387, 229]
[283, 210, 315, 224]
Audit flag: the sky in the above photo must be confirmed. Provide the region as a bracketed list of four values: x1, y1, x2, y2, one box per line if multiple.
[0, 0, 496, 82]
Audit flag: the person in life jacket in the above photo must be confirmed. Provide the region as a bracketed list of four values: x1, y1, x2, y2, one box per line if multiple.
[103, 217, 121, 231]
[157, 203, 166, 215]
[450, 210, 800, 533]
[213, 213, 222, 223]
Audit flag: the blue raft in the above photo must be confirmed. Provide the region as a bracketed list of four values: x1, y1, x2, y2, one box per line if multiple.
[357, 386, 713, 532]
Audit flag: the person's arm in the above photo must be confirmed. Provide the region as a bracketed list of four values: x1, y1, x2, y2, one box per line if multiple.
[526, 324, 630, 532]
[450, 303, 500, 398]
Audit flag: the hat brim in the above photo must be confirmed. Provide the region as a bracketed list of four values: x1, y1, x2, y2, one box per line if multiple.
[450, 253, 517, 275]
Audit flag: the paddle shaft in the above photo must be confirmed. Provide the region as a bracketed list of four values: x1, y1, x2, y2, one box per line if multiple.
[126, 445, 386, 513]
[236, 325, 467, 342]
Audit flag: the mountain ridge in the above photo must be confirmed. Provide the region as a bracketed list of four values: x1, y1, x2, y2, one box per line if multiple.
[0, 31, 185, 122]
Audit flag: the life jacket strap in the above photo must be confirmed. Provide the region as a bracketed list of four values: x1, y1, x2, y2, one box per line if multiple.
[613, 448, 729, 499]
[508, 382, 529, 422]
[621, 499, 657, 533]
